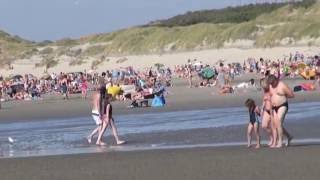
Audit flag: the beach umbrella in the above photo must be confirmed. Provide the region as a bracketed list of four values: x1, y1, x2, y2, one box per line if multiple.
[201, 67, 215, 79]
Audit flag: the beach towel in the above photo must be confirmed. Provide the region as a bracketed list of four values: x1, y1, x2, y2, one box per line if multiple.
[294, 83, 315, 92]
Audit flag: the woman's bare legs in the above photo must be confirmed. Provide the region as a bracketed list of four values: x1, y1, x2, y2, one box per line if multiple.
[87, 125, 101, 144]
[188, 77, 192, 88]
[262, 112, 273, 146]
[109, 118, 126, 145]
[96, 117, 109, 146]
[253, 122, 261, 149]
[247, 123, 253, 148]
[82, 89, 87, 99]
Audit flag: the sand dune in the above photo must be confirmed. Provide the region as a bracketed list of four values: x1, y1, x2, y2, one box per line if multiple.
[2, 46, 319, 76]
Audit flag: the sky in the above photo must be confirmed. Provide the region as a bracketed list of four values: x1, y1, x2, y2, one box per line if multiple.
[0, 0, 257, 41]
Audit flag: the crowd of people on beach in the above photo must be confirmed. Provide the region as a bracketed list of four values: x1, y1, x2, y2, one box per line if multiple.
[1, 51, 319, 103]
[177, 53, 320, 94]
[0, 66, 172, 104]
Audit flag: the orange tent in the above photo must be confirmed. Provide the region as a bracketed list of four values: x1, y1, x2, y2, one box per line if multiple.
[300, 69, 316, 80]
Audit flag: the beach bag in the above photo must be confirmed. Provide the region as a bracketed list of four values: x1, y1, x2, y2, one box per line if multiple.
[293, 86, 302, 92]
[151, 95, 165, 107]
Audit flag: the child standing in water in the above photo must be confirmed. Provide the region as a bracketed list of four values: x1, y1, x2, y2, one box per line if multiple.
[245, 99, 261, 149]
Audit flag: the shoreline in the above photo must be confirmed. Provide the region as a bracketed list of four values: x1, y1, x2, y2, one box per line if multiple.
[1, 113, 320, 159]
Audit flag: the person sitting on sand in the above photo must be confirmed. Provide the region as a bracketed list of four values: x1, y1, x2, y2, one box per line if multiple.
[219, 79, 233, 94]
[233, 79, 258, 90]
[245, 99, 261, 149]
[260, 78, 274, 147]
[96, 93, 125, 146]
[268, 75, 294, 148]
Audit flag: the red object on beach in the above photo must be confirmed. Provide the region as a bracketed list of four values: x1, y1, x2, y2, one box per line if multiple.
[300, 83, 315, 91]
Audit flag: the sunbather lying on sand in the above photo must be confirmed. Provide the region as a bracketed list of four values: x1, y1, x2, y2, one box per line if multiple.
[219, 80, 234, 94]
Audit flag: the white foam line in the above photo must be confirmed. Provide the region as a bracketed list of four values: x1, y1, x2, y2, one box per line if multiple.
[1, 138, 320, 159]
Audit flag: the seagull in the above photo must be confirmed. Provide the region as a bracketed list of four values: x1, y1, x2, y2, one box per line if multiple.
[8, 137, 15, 143]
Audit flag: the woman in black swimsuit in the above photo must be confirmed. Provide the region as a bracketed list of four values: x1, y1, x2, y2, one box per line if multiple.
[260, 78, 274, 146]
[245, 99, 261, 149]
[96, 86, 125, 146]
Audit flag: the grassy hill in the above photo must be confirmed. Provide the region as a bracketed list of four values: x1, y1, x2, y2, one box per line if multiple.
[0, 0, 319, 67]
[78, 0, 320, 54]
[0, 30, 36, 67]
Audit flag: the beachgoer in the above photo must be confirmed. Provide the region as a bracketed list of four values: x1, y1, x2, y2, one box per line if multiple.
[245, 99, 261, 149]
[81, 78, 88, 99]
[268, 75, 294, 148]
[87, 91, 102, 144]
[260, 78, 274, 146]
[96, 93, 125, 146]
[217, 63, 225, 88]
[61, 75, 69, 100]
[187, 64, 193, 88]
[219, 79, 233, 94]
[0, 86, 2, 109]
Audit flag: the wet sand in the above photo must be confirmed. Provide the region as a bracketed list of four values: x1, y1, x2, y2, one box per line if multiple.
[1, 145, 320, 180]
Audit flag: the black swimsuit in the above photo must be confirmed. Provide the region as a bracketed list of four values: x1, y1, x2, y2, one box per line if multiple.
[99, 84, 107, 115]
[265, 109, 271, 115]
[249, 107, 259, 125]
[272, 102, 288, 113]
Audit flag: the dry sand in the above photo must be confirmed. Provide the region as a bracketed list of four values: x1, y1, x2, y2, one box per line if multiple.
[2, 46, 320, 76]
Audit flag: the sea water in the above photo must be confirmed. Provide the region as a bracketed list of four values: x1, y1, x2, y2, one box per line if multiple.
[0, 102, 320, 158]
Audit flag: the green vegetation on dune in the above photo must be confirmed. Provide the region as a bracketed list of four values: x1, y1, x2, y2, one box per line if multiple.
[148, 0, 316, 27]
[0, 30, 35, 67]
[80, 0, 320, 55]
